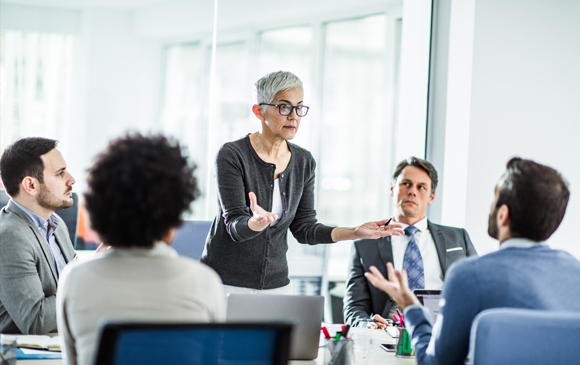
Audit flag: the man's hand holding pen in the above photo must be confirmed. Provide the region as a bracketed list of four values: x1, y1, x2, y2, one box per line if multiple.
[361, 314, 392, 329]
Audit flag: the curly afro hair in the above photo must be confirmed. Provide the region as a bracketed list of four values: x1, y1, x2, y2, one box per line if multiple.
[85, 133, 199, 248]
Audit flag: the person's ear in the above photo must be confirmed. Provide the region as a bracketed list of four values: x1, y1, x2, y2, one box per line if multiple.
[252, 104, 265, 121]
[20, 177, 40, 197]
[390, 184, 394, 196]
[162, 227, 177, 245]
[427, 192, 435, 205]
[497, 204, 510, 228]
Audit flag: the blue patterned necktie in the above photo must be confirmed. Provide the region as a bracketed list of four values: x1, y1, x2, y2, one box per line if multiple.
[403, 225, 424, 290]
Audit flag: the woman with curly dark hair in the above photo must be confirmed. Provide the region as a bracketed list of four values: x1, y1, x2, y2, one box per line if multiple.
[56, 134, 224, 365]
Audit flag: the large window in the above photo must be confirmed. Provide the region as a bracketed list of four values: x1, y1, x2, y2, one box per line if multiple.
[158, 13, 403, 285]
[319, 15, 400, 277]
[0, 31, 73, 152]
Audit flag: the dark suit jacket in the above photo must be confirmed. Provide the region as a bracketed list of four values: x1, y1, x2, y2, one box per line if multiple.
[0, 201, 76, 334]
[343, 220, 477, 327]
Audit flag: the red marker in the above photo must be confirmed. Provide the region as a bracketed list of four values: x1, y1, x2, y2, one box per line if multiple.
[321, 326, 331, 339]
[396, 309, 405, 327]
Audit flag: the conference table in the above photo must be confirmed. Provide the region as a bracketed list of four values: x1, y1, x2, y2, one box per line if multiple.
[14, 329, 416, 365]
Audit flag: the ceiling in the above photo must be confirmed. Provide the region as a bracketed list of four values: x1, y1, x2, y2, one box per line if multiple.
[1, 0, 177, 9]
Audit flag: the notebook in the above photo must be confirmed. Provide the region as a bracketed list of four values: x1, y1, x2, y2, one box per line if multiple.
[226, 294, 324, 360]
[414, 289, 442, 323]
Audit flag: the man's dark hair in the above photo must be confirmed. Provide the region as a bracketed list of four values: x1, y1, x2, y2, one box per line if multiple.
[85, 134, 199, 248]
[392, 157, 438, 194]
[0, 137, 58, 197]
[496, 157, 569, 241]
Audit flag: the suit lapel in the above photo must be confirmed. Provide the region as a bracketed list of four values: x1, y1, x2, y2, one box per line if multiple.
[8, 202, 60, 282]
[28, 221, 59, 282]
[54, 226, 76, 262]
[428, 221, 448, 274]
[376, 236, 394, 278]
[376, 236, 395, 316]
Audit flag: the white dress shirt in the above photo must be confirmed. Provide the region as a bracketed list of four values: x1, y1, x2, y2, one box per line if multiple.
[391, 217, 444, 290]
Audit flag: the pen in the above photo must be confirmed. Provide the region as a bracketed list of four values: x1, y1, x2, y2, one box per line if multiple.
[393, 313, 399, 326]
[321, 327, 331, 339]
[359, 318, 377, 323]
[383, 218, 393, 227]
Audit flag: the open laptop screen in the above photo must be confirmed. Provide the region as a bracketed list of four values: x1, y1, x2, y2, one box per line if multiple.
[414, 289, 442, 323]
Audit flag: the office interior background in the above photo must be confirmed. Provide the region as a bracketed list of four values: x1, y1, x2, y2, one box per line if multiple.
[1, 0, 579, 306]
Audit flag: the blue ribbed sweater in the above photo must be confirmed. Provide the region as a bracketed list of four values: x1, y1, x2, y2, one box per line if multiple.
[405, 243, 580, 365]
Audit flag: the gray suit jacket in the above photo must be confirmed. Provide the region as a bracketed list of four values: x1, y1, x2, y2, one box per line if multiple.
[343, 220, 477, 327]
[0, 201, 76, 334]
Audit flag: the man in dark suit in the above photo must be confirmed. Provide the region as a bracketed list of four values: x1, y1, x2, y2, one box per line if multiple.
[343, 157, 477, 328]
[0, 137, 77, 334]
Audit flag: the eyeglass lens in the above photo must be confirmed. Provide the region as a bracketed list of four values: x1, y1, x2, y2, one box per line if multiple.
[279, 104, 308, 117]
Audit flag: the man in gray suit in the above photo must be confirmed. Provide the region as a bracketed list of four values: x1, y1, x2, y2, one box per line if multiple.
[343, 157, 477, 328]
[0, 137, 77, 334]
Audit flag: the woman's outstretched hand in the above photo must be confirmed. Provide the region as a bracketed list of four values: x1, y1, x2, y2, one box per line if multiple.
[331, 218, 403, 242]
[247, 191, 278, 232]
[353, 218, 404, 239]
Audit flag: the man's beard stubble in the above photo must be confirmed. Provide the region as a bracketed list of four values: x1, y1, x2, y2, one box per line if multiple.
[37, 183, 73, 212]
[487, 206, 499, 240]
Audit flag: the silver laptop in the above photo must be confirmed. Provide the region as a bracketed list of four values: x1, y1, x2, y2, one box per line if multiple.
[226, 294, 324, 360]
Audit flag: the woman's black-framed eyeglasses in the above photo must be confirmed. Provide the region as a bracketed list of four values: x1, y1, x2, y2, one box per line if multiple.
[259, 103, 310, 117]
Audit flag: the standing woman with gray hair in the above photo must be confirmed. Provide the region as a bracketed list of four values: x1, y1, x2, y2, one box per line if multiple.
[201, 71, 402, 294]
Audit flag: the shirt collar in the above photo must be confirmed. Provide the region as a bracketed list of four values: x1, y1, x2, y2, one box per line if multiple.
[500, 237, 546, 250]
[103, 241, 179, 258]
[9, 199, 59, 231]
[394, 217, 428, 232]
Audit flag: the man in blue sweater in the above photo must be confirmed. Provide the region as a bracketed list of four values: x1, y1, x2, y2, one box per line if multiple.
[365, 157, 580, 365]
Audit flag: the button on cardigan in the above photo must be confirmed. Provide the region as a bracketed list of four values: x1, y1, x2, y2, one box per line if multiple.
[201, 135, 335, 289]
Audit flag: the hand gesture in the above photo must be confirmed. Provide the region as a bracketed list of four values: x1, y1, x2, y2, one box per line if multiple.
[248, 191, 278, 231]
[354, 219, 404, 239]
[367, 314, 392, 329]
[364, 262, 420, 310]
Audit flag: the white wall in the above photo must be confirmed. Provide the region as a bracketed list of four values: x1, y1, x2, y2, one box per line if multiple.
[74, 9, 163, 191]
[430, 0, 580, 257]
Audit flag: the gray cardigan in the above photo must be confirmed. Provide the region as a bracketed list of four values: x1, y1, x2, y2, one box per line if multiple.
[201, 135, 335, 289]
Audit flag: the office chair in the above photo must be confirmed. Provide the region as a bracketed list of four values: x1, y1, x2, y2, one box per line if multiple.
[0, 189, 9, 209]
[94, 322, 292, 365]
[170, 220, 212, 260]
[1, 189, 79, 248]
[469, 308, 580, 365]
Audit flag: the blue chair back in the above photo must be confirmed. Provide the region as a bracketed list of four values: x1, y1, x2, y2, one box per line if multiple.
[94, 322, 292, 365]
[171, 220, 212, 260]
[0, 189, 9, 208]
[469, 308, 580, 365]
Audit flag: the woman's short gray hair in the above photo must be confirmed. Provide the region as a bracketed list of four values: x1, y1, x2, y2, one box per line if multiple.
[254, 71, 303, 106]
